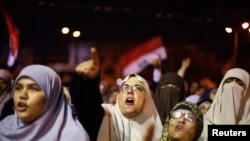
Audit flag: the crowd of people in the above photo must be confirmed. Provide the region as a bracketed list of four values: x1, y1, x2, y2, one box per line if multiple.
[0, 47, 249, 141]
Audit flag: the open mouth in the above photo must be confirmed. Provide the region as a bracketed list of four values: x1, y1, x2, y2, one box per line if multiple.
[175, 124, 183, 131]
[16, 102, 27, 112]
[125, 97, 134, 105]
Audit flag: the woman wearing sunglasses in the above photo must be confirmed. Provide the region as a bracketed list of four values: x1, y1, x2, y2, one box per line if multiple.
[160, 101, 203, 141]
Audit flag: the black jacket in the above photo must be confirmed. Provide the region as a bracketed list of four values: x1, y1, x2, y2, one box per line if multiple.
[69, 73, 104, 141]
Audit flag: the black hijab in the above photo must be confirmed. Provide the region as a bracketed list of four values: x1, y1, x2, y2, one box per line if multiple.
[153, 72, 185, 124]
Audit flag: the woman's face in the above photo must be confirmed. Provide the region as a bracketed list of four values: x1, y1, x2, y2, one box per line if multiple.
[13, 77, 46, 123]
[118, 77, 146, 118]
[168, 109, 197, 141]
[209, 88, 217, 100]
[0, 78, 8, 93]
[199, 102, 211, 115]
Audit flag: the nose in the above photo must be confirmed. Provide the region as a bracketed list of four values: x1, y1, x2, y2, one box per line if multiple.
[126, 86, 134, 94]
[178, 115, 185, 122]
[18, 89, 28, 99]
[127, 89, 134, 94]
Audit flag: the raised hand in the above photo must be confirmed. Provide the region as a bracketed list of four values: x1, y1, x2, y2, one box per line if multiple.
[75, 47, 100, 79]
[143, 123, 155, 141]
[181, 57, 191, 69]
[177, 57, 191, 78]
[151, 55, 162, 70]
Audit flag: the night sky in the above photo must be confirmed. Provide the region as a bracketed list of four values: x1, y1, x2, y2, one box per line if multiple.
[0, 0, 249, 72]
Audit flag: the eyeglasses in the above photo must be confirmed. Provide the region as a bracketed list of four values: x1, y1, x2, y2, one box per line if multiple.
[170, 111, 196, 122]
[119, 84, 145, 93]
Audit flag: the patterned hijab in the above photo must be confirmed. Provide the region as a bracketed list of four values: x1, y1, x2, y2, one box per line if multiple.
[0, 64, 90, 141]
[199, 68, 250, 141]
[0, 69, 13, 116]
[153, 72, 186, 124]
[160, 101, 203, 141]
[97, 74, 163, 141]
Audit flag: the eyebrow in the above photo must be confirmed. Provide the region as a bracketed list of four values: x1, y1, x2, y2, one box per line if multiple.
[16, 82, 40, 87]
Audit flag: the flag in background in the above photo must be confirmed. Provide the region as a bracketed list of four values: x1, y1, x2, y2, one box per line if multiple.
[221, 56, 236, 76]
[121, 35, 167, 77]
[1, 5, 20, 67]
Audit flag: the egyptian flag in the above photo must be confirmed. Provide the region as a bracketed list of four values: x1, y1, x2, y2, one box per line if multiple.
[121, 35, 167, 77]
[1, 5, 20, 67]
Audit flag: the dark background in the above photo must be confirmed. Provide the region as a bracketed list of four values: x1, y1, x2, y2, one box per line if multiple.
[0, 0, 249, 85]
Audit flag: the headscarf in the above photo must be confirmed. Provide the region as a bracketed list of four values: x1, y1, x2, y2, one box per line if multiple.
[200, 87, 217, 101]
[197, 99, 212, 109]
[199, 68, 250, 141]
[0, 69, 13, 116]
[160, 101, 203, 141]
[153, 72, 186, 124]
[0, 64, 90, 141]
[97, 74, 163, 141]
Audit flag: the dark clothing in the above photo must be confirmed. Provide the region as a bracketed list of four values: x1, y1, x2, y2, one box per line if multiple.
[69, 73, 104, 141]
[0, 98, 14, 121]
[153, 72, 186, 124]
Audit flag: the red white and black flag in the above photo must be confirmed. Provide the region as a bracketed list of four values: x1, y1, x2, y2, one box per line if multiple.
[121, 35, 167, 77]
[1, 4, 20, 67]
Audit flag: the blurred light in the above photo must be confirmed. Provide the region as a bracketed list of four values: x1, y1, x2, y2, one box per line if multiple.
[242, 22, 249, 29]
[73, 30, 81, 38]
[166, 14, 174, 19]
[61, 27, 70, 34]
[93, 5, 101, 11]
[104, 6, 113, 12]
[37, 1, 45, 6]
[48, 2, 56, 7]
[155, 13, 163, 18]
[225, 27, 233, 33]
[206, 18, 214, 23]
[116, 78, 123, 86]
[122, 7, 131, 13]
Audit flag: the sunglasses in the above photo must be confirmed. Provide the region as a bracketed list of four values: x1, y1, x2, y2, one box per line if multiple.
[170, 111, 196, 122]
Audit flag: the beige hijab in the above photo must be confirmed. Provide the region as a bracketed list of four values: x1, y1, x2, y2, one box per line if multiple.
[199, 68, 250, 141]
[97, 74, 163, 141]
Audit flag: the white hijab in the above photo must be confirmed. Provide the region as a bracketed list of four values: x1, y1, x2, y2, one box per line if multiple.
[0, 69, 13, 116]
[0, 65, 90, 141]
[97, 74, 163, 141]
[199, 68, 250, 141]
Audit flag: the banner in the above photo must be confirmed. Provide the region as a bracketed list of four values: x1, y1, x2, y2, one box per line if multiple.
[121, 35, 167, 77]
[1, 5, 20, 67]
